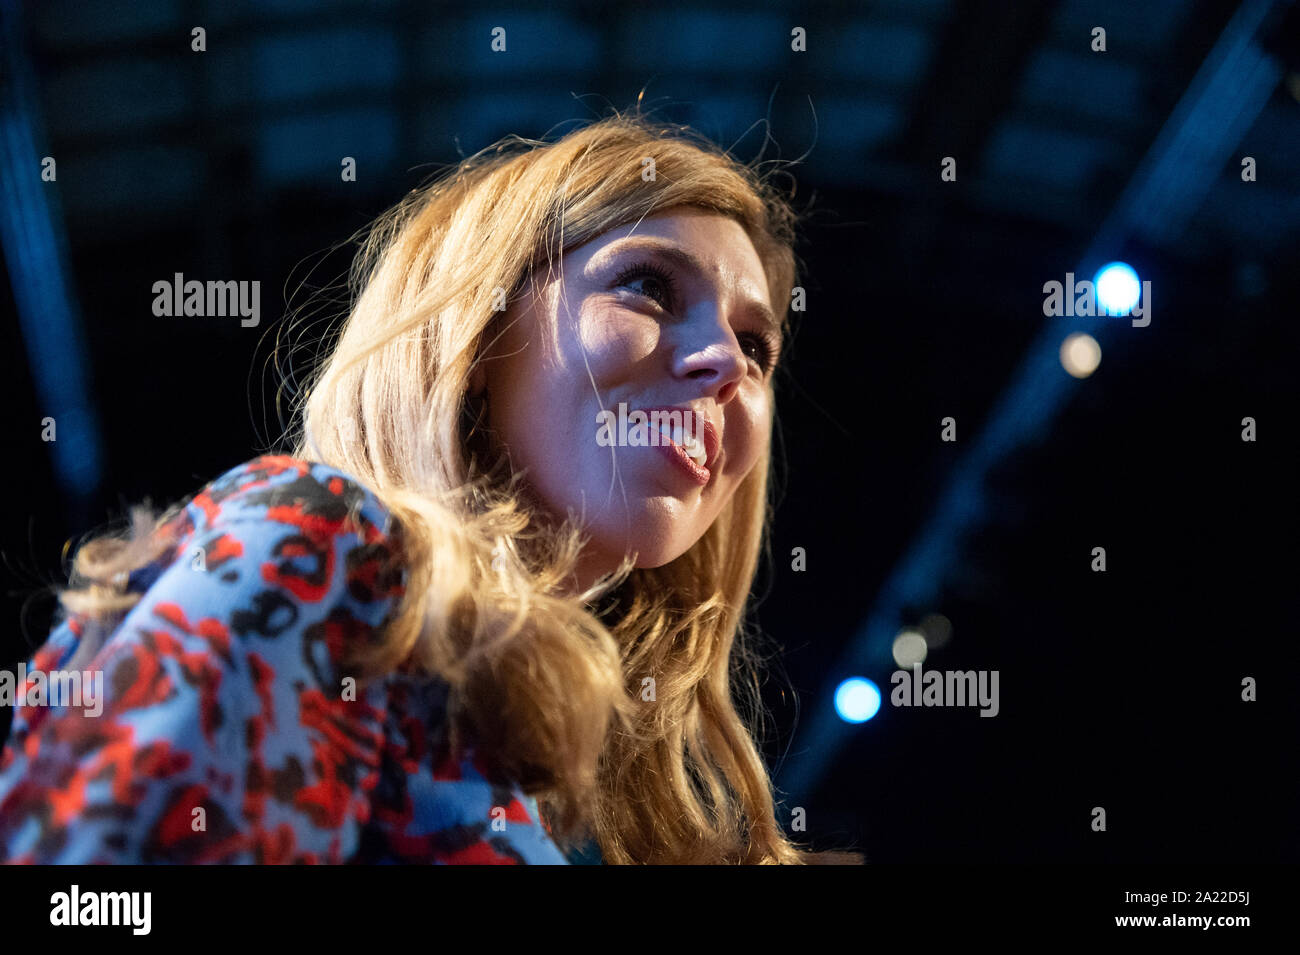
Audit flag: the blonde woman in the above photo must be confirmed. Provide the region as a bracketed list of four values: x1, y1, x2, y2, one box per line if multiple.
[0, 110, 862, 865]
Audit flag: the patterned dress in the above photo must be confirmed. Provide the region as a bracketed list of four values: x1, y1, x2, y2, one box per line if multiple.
[0, 455, 575, 864]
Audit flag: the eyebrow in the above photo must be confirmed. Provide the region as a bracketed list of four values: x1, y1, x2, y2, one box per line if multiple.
[600, 237, 781, 332]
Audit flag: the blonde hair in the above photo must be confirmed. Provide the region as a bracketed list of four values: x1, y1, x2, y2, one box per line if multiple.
[60, 108, 863, 864]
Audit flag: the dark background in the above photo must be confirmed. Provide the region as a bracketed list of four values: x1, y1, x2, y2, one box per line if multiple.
[2, 0, 1296, 863]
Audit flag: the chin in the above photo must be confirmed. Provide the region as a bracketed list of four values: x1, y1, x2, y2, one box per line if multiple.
[588, 525, 697, 571]
[631, 547, 690, 570]
[576, 492, 711, 571]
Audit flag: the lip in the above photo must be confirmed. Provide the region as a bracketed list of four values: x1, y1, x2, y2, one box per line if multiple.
[634, 405, 720, 485]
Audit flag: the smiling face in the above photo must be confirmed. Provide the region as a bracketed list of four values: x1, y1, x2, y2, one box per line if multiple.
[478, 208, 782, 587]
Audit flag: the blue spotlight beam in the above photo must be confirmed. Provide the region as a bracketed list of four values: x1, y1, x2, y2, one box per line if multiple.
[0, 0, 103, 507]
[777, 0, 1286, 795]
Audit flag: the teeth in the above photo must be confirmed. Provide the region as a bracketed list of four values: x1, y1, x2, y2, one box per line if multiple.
[658, 420, 708, 467]
[684, 433, 706, 465]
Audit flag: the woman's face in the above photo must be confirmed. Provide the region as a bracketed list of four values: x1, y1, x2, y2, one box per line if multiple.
[480, 208, 781, 586]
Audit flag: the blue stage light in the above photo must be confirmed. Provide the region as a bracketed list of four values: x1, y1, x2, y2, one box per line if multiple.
[834, 678, 882, 723]
[1094, 262, 1141, 315]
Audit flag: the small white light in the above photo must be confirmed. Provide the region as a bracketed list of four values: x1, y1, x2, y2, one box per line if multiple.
[892, 629, 928, 668]
[1060, 332, 1101, 378]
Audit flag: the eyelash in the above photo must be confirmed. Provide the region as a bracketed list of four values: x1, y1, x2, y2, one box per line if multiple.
[740, 330, 781, 374]
[612, 261, 677, 310]
[611, 260, 782, 374]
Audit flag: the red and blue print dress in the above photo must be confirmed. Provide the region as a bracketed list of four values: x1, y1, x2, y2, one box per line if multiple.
[0, 455, 572, 864]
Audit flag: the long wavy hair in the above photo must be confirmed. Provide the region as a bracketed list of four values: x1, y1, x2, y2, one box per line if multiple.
[58, 108, 862, 864]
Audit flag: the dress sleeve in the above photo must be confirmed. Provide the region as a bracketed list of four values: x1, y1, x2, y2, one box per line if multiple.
[0, 456, 405, 864]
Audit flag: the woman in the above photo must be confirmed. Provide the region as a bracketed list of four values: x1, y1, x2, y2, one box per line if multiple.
[0, 110, 861, 864]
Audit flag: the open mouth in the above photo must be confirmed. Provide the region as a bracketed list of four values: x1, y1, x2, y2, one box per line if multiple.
[655, 417, 707, 465]
[634, 406, 718, 486]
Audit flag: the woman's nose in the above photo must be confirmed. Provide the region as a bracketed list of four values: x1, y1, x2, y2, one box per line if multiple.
[671, 314, 748, 402]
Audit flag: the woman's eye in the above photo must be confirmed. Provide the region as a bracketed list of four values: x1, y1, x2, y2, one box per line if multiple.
[612, 262, 676, 310]
[738, 332, 778, 374]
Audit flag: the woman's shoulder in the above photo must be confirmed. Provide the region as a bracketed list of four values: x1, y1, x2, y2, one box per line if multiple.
[171, 453, 407, 630]
[119, 453, 405, 613]
[191, 453, 395, 540]
[0, 457, 415, 863]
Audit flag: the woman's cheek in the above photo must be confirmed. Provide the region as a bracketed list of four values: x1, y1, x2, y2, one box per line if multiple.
[728, 396, 771, 475]
[576, 306, 659, 378]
